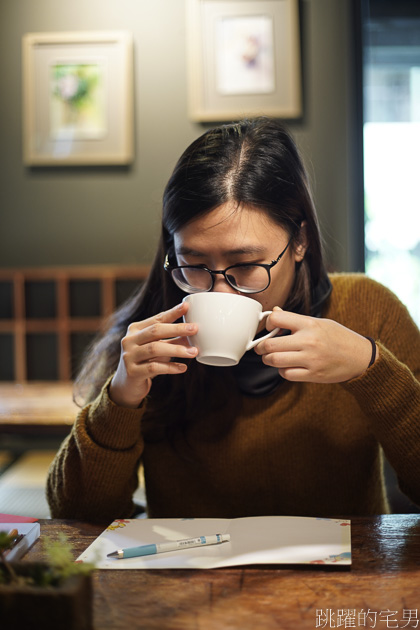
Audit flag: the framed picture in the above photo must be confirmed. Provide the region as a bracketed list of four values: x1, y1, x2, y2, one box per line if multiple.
[186, 0, 302, 122]
[22, 31, 134, 166]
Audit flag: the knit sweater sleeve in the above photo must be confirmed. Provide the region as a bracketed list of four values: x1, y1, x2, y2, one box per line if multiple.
[339, 276, 420, 506]
[46, 377, 146, 523]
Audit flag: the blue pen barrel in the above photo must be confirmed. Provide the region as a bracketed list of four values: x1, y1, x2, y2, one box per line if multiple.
[124, 544, 157, 558]
[120, 534, 230, 559]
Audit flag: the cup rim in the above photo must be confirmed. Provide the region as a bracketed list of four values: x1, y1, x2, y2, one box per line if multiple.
[182, 292, 259, 306]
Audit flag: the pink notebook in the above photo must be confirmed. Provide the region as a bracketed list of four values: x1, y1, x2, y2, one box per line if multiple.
[0, 513, 38, 523]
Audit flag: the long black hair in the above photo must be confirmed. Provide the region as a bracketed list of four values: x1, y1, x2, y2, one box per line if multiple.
[75, 118, 327, 424]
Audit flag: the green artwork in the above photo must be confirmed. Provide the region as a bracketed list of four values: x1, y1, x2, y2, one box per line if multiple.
[50, 64, 107, 140]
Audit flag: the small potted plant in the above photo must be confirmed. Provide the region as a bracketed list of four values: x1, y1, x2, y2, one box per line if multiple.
[0, 531, 94, 630]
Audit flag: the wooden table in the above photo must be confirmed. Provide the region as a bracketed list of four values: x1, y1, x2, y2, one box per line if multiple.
[0, 383, 77, 434]
[23, 515, 420, 630]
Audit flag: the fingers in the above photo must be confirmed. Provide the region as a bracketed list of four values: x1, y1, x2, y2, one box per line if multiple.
[123, 355, 190, 380]
[254, 329, 301, 357]
[121, 302, 199, 373]
[125, 321, 198, 360]
[125, 338, 198, 368]
[260, 349, 303, 368]
[129, 301, 187, 332]
[277, 367, 310, 382]
[150, 300, 191, 325]
[111, 302, 199, 408]
[121, 337, 198, 377]
[255, 328, 309, 382]
[264, 306, 306, 333]
[256, 311, 377, 384]
[127, 301, 196, 345]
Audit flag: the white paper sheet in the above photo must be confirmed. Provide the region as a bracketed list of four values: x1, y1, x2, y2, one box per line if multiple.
[77, 516, 351, 569]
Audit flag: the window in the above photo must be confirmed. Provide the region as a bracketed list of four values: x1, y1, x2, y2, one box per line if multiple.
[362, 0, 420, 326]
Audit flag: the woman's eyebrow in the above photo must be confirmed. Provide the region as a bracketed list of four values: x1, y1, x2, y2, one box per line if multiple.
[176, 245, 267, 257]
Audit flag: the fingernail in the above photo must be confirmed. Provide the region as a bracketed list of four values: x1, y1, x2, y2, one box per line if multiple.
[186, 324, 196, 332]
[187, 346, 198, 355]
[273, 306, 282, 311]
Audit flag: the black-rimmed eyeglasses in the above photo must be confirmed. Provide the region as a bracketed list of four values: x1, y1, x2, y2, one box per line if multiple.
[163, 239, 292, 295]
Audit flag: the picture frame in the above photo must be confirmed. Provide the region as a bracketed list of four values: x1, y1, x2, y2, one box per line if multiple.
[186, 0, 302, 122]
[22, 31, 134, 166]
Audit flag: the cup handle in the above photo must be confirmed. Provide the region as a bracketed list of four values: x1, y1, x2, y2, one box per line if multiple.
[246, 311, 280, 351]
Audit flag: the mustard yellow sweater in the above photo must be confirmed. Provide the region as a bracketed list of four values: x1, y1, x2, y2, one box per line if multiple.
[47, 274, 420, 522]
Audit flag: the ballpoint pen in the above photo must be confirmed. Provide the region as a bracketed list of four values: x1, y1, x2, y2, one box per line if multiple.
[107, 533, 231, 559]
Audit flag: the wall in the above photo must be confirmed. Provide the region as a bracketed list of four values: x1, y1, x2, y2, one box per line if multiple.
[0, 0, 361, 271]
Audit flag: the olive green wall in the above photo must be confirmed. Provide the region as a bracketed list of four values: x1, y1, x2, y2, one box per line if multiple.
[0, 0, 362, 271]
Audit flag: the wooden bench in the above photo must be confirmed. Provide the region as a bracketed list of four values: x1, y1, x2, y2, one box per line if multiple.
[0, 382, 77, 434]
[0, 265, 149, 432]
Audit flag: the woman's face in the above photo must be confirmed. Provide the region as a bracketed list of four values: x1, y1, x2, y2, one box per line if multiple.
[173, 202, 306, 325]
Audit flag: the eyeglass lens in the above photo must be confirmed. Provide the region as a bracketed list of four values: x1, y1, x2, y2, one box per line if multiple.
[172, 265, 270, 293]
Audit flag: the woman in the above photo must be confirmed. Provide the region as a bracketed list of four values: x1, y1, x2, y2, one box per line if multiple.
[47, 118, 420, 523]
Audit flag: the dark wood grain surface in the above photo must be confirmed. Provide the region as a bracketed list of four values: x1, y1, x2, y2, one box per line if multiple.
[24, 516, 420, 629]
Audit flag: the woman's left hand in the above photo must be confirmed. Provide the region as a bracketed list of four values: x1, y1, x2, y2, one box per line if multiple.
[255, 307, 377, 383]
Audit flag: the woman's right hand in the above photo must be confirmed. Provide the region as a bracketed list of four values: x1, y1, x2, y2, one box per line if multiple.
[109, 302, 198, 408]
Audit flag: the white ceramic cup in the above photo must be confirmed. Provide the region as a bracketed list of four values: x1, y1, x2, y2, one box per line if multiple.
[183, 292, 280, 367]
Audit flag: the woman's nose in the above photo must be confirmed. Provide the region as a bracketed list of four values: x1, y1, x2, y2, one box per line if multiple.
[211, 274, 239, 294]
